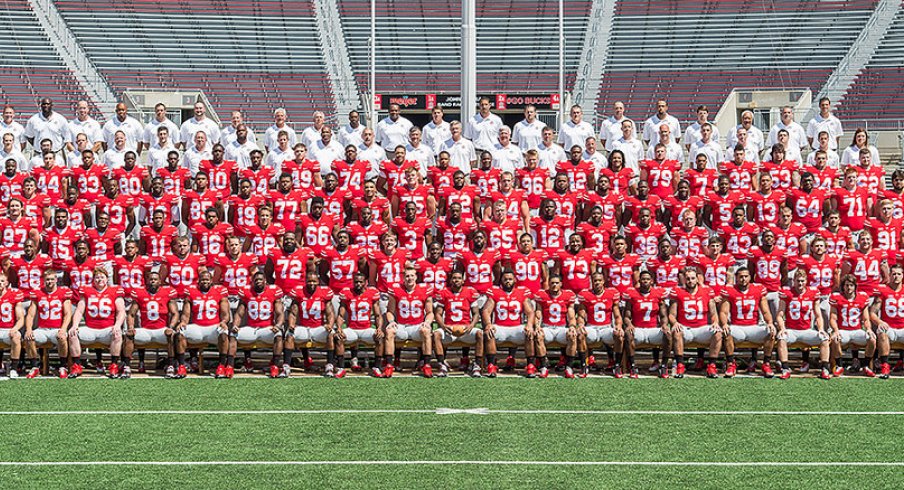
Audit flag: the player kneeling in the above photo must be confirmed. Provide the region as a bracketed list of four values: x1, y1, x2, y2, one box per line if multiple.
[536, 275, 584, 378]
[126, 271, 183, 378]
[287, 271, 348, 378]
[69, 268, 127, 378]
[234, 272, 287, 378]
[776, 269, 831, 380]
[829, 275, 875, 377]
[434, 271, 484, 377]
[0, 275, 30, 378]
[623, 271, 669, 378]
[182, 270, 233, 378]
[669, 268, 724, 378]
[576, 272, 624, 378]
[337, 273, 383, 377]
[869, 265, 904, 379]
[481, 269, 541, 377]
[25, 270, 74, 378]
[720, 267, 777, 378]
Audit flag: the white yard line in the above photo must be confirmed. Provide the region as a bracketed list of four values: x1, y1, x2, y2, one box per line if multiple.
[0, 408, 902, 416]
[0, 460, 902, 467]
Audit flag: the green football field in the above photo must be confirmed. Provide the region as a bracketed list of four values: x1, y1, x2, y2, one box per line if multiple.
[0, 376, 902, 489]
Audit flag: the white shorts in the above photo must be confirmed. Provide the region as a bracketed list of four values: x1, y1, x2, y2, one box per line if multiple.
[438, 327, 479, 345]
[779, 329, 827, 347]
[492, 325, 526, 344]
[32, 327, 60, 346]
[729, 325, 773, 345]
[632, 327, 664, 347]
[542, 325, 569, 345]
[585, 326, 616, 346]
[885, 328, 904, 346]
[183, 324, 221, 344]
[396, 323, 426, 342]
[77, 327, 115, 346]
[0, 328, 17, 346]
[133, 327, 170, 346]
[236, 326, 278, 346]
[349, 328, 376, 345]
[294, 326, 359, 345]
[837, 329, 869, 347]
[681, 325, 716, 346]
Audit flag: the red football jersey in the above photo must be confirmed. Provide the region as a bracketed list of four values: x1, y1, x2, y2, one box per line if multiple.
[719, 222, 760, 259]
[0, 288, 24, 329]
[192, 222, 235, 265]
[347, 220, 388, 253]
[670, 226, 709, 260]
[436, 218, 478, 256]
[530, 215, 570, 254]
[226, 194, 266, 235]
[865, 217, 903, 252]
[747, 246, 786, 292]
[42, 226, 85, 268]
[71, 164, 107, 201]
[670, 286, 715, 328]
[96, 194, 136, 232]
[85, 227, 122, 263]
[843, 249, 886, 294]
[436, 286, 480, 325]
[415, 257, 453, 292]
[705, 190, 745, 229]
[111, 165, 148, 197]
[516, 166, 552, 209]
[281, 159, 320, 193]
[240, 285, 283, 328]
[817, 226, 853, 257]
[297, 213, 337, 257]
[829, 292, 870, 331]
[459, 248, 501, 294]
[722, 284, 764, 326]
[505, 249, 546, 294]
[685, 167, 718, 196]
[164, 253, 206, 296]
[338, 287, 381, 329]
[332, 159, 370, 196]
[769, 223, 807, 257]
[81, 285, 124, 329]
[139, 193, 179, 225]
[779, 287, 820, 330]
[238, 165, 274, 195]
[155, 166, 191, 196]
[833, 187, 869, 231]
[131, 286, 177, 330]
[481, 219, 522, 255]
[9, 253, 52, 292]
[470, 167, 501, 198]
[369, 248, 409, 292]
[33, 165, 69, 200]
[395, 184, 432, 216]
[32, 287, 71, 329]
[625, 222, 666, 258]
[268, 189, 306, 229]
[623, 287, 666, 328]
[244, 222, 286, 258]
[392, 216, 430, 260]
[270, 247, 314, 292]
[187, 285, 229, 327]
[640, 159, 681, 198]
[598, 167, 634, 195]
[389, 284, 433, 325]
[322, 246, 364, 291]
[64, 257, 96, 291]
[854, 164, 885, 195]
[0, 216, 38, 252]
[576, 220, 618, 255]
[140, 224, 179, 262]
[486, 286, 530, 327]
[692, 254, 734, 292]
[556, 159, 594, 193]
[199, 159, 237, 199]
[598, 253, 641, 293]
[788, 188, 829, 233]
[663, 195, 704, 228]
[536, 289, 576, 327]
[351, 196, 391, 223]
[212, 253, 258, 295]
[113, 255, 150, 294]
[646, 255, 686, 293]
[793, 254, 839, 296]
[760, 159, 796, 190]
[718, 160, 759, 190]
[556, 249, 596, 292]
[577, 289, 620, 327]
[288, 286, 334, 328]
[747, 190, 786, 228]
[875, 285, 904, 330]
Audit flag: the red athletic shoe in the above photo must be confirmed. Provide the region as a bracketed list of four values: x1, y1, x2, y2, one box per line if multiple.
[659, 365, 670, 379]
[524, 363, 537, 378]
[628, 367, 639, 379]
[58, 366, 68, 379]
[612, 365, 623, 379]
[538, 366, 549, 378]
[705, 363, 718, 378]
[779, 368, 792, 380]
[833, 366, 844, 377]
[303, 357, 314, 371]
[675, 362, 686, 378]
[214, 364, 226, 378]
[382, 364, 394, 378]
[605, 358, 616, 371]
[26, 367, 40, 379]
[107, 363, 120, 378]
[371, 366, 383, 377]
[880, 362, 891, 379]
[269, 364, 279, 378]
[894, 359, 904, 372]
[761, 363, 774, 378]
[724, 362, 737, 378]
[487, 363, 498, 378]
[335, 368, 347, 378]
[563, 366, 575, 379]
[819, 368, 831, 380]
[587, 355, 596, 368]
[421, 364, 433, 378]
[863, 366, 876, 378]
[70, 363, 83, 378]
[505, 355, 516, 371]
[693, 358, 705, 371]
[225, 365, 235, 378]
[556, 356, 567, 369]
[176, 365, 188, 378]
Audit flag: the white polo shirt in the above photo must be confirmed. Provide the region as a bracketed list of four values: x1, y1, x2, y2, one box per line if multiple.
[840, 144, 880, 168]
[689, 140, 724, 169]
[645, 141, 684, 162]
[440, 137, 476, 175]
[683, 122, 720, 149]
[225, 139, 259, 169]
[405, 142, 435, 175]
[0, 120, 25, 147]
[600, 116, 627, 151]
[491, 142, 525, 174]
[422, 120, 451, 155]
[103, 146, 129, 170]
[537, 142, 566, 172]
[143, 118, 181, 146]
[310, 139, 345, 173]
[220, 125, 256, 147]
[24, 111, 70, 152]
[806, 114, 844, 150]
[183, 145, 212, 175]
[264, 124, 297, 151]
[102, 116, 144, 152]
[0, 148, 28, 172]
[264, 146, 294, 173]
[464, 113, 503, 151]
[357, 142, 387, 174]
[301, 125, 327, 150]
[180, 117, 221, 150]
[583, 149, 607, 175]
[512, 119, 546, 151]
[642, 114, 681, 144]
[611, 136, 645, 173]
[338, 123, 364, 148]
[723, 141, 760, 163]
[557, 119, 595, 152]
[726, 125, 765, 153]
[68, 117, 103, 145]
[806, 149, 840, 168]
[147, 142, 178, 171]
[376, 116, 414, 152]
[766, 121, 806, 150]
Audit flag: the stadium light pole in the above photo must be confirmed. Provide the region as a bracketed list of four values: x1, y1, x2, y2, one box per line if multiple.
[369, 0, 377, 129]
[558, 0, 565, 129]
[461, 0, 476, 128]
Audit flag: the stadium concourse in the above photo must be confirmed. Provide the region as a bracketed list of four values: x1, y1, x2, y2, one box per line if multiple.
[0, 86, 901, 383]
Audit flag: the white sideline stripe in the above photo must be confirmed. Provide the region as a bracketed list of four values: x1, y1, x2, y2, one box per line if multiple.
[1, 408, 904, 416]
[1, 460, 903, 467]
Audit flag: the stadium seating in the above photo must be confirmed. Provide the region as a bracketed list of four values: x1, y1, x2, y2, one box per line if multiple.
[598, 0, 877, 121]
[0, 4, 97, 116]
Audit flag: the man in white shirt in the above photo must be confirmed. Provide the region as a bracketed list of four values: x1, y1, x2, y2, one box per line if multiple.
[310, 126, 344, 172]
[440, 120, 476, 174]
[464, 97, 503, 152]
[142, 103, 180, 153]
[65, 133, 92, 169]
[28, 139, 53, 171]
[646, 124, 684, 161]
[67, 100, 103, 152]
[537, 126, 566, 172]
[338, 110, 364, 148]
[182, 131, 213, 175]
[0, 133, 27, 171]
[689, 123, 723, 169]
[683, 105, 720, 151]
[225, 124, 257, 169]
[220, 110, 256, 147]
[766, 106, 806, 150]
[101, 103, 143, 154]
[642, 99, 680, 144]
[600, 101, 627, 151]
[180, 102, 220, 151]
[264, 131, 295, 173]
[583, 136, 607, 175]
[147, 125, 178, 171]
[611, 119, 644, 173]
[512, 104, 546, 151]
[0, 105, 25, 151]
[24, 98, 70, 154]
[558, 104, 595, 151]
[725, 127, 760, 163]
[806, 97, 844, 150]
[264, 108, 297, 151]
[405, 126, 434, 173]
[491, 126, 524, 174]
[806, 130, 840, 167]
[376, 103, 414, 154]
[422, 107, 451, 156]
[103, 131, 130, 169]
[726, 110, 764, 155]
[775, 129, 802, 164]
[357, 128, 386, 174]
[301, 111, 327, 150]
